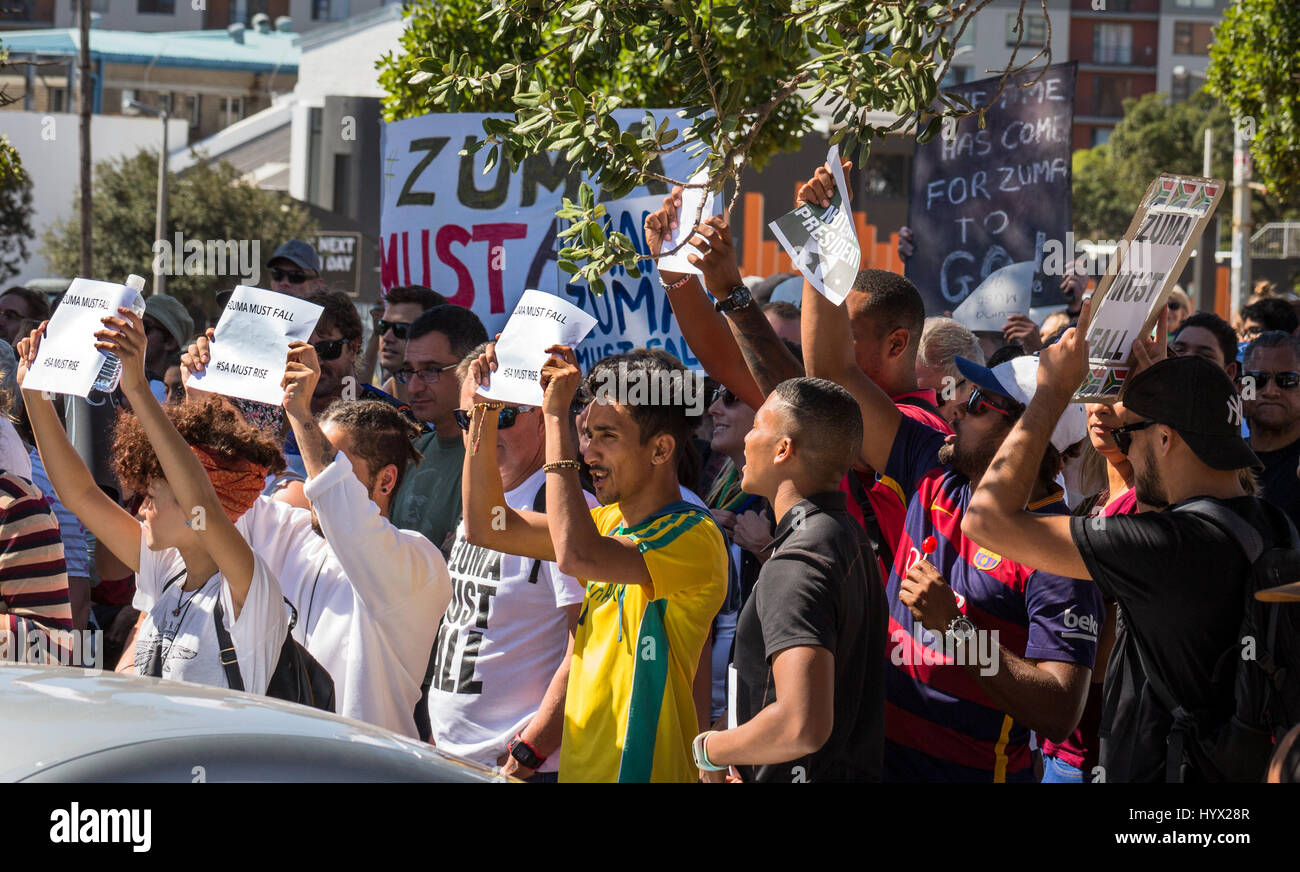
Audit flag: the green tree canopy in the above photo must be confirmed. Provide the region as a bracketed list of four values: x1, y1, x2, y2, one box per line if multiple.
[1206, 0, 1300, 205]
[43, 150, 315, 318]
[0, 133, 35, 285]
[383, 0, 1051, 285]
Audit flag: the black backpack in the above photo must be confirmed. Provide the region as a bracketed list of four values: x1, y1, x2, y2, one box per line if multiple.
[1135, 498, 1300, 782]
[213, 595, 337, 714]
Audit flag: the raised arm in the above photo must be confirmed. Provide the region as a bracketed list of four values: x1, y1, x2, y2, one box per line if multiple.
[17, 325, 142, 571]
[461, 345, 557, 561]
[98, 309, 257, 613]
[794, 160, 901, 473]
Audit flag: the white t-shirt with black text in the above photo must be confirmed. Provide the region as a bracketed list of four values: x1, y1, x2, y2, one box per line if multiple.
[132, 537, 287, 695]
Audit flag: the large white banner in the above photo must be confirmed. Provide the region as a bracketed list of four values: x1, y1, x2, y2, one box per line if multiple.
[380, 110, 702, 372]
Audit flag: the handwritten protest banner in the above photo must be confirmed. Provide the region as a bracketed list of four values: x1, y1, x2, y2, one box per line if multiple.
[479, 289, 598, 407]
[907, 62, 1076, 315]
[189, 286, 324, 405]
[1074, 174, 1225, 402]
[768, 145, 860, 305]
[952, 260, 1035, 332]
[24, 278, 140, 398]
[380, 109, 699, 373]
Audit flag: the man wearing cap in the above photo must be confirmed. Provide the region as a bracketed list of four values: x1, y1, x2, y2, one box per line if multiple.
[966, 304, 1281, 781]
[267, 240, 326, 298]
[797, 260, 1101, 782]
[142, 294, 193, 387]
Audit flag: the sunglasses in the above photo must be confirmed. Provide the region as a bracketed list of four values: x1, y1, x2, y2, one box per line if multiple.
[711, 386, 741, 408]
[269, 267, 314, 285]
[1110, 419, 1157, 455]
[1243, 370, 1300, 390]
[379, 320, 411, 340]
[313, 338, 348, 361]
[453, 406, 533, 431]
[1167, 299, 1184, 312]
[395, 360, 459, 386]
[964, 387, 1023, 418]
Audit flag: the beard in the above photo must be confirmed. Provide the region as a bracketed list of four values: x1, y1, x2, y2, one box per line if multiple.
[938, 433, 1001, 481]
[1134, 443, 1170, 509]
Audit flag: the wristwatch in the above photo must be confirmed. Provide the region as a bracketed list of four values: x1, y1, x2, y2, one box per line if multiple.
[507, 733, 546, 770]
[945, 614, 977, 648]
[714, 284, 752, 314]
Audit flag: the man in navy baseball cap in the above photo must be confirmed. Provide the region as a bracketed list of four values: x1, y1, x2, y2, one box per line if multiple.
[267, 239, 325, 298]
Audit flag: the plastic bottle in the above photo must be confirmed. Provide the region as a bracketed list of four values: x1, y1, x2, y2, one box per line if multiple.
[91, 274, 148, 394]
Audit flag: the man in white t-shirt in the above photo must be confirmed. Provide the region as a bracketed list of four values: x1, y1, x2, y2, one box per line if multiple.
[441, 348, 596, 780]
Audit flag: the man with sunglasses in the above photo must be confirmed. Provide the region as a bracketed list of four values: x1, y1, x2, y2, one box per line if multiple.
[267, 240, 325, 298]
[966, 309, 1283, 782]
[1242, 331, 1300, 527]
[364, 285, 447, 403]
[802, 250, 1100, 781]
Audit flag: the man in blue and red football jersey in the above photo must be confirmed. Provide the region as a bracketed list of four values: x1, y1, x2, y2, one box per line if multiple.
[798, 159, 1102, 783]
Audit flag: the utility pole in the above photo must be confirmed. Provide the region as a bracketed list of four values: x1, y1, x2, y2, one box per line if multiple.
[155, 109, 169, 297]
[1230, 122, 1253, 317]
[78, 0, 92, 276]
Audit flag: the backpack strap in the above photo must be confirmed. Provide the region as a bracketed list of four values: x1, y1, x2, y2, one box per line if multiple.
[845, 470, 894, 570]
[1128, 632, 1201, 782]
[527, 480, 547, 584]
[1173, 498, 1267, 563]
[210, 595, 245, 693]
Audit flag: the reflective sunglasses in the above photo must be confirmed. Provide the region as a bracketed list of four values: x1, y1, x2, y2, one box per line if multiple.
[313, 338, 347, 361]
[453, 406, 533, 431]
[1243, 370, 1300, 390]
[711, 386, 741, 408]
[269, 266, 313, 285]
[1110, 419, 1157, 455]
[378, 319, 411, 340]
[395, 360, 459, 385]
[964, 387, 1023, 418]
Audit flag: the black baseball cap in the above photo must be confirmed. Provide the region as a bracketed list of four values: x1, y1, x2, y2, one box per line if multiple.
[1121, 355, 1261, 472]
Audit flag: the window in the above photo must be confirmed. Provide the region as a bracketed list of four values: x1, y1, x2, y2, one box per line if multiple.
[1173, 21, 1214, 55]
[941, 66, 971, 89]
[137, 0, 176, 12]
[68, 0, 110, 11]
[185, 94, 201, 129]
[1093, 23, 1133, 65]
[1175, 0, 1214, 8]
[222, 95, 245, 127]
[1171, 71, 1205, 102]
[1091, 128, 1113, 147]
[49, 87, 67, 113]
[1006, 12, 1047, 48]
[157, 92, 173, 114]
[1094, 75, 1133, 117]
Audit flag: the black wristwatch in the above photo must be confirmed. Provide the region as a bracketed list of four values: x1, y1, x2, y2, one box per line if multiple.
[714, 284, 752, 314]
[507, 733, 546, 770]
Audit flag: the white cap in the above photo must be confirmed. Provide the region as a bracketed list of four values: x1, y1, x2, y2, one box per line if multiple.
[954, 354, 1088, 452]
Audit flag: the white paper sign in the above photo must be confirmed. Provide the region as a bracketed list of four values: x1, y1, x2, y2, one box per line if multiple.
[189, 286, 324, 406]
[768, 144, 861, 305]
[24, 277, 138, 398]
[952, 260, 1035, 332]
[657, 169, 722, 276]
[479, 289, 598, 407]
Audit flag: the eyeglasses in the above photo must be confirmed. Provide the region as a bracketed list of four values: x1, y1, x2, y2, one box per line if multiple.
[313, 338, 348, 361]
[1243, 370, 1300, 390]
[453, 406, 533, 431]
[378, 320, 411, 340]
[711, 386, 740, 408]
[964, 387, 1023, 418]
[269, 267, 314, 285]
[1110, 419, 1157, 455]
[395, 360, 459, 385]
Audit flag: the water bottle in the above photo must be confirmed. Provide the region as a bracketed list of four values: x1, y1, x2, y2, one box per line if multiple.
[91, 274, 148, 394]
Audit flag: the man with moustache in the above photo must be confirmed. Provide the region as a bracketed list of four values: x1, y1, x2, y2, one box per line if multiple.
[1241, 332, 1300, 526]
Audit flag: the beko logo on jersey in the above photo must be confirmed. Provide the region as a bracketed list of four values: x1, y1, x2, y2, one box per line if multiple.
[1060, 608, 1099, 642]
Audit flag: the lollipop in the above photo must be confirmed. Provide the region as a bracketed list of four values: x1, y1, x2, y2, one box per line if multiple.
[922, 536, 937, 555]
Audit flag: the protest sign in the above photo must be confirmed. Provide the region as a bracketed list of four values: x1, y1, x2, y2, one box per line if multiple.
[656, 169, 721, 276]
[23, 278, 139, 398]
[1074, 174, 1225, 402]
[380, 109, 699, 372]
[478, 289, 598, 407]
[315, 232, 362, 296]
[952, 260, 1035, 332]
[907, 62, 1076, 315]
[768, 144, 860, 305]
[189, 286, 324, 405]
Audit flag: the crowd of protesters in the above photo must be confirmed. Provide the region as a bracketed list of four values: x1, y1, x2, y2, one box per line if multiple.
[3, 168, 1300, 784]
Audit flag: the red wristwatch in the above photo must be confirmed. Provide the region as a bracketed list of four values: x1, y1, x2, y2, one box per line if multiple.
[507, 733, 546, 770]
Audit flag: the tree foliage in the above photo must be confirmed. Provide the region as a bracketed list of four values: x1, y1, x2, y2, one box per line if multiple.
[387, 0, 1054, 286]
[42, 151, 315, 317]
[1206, 0, 1300, 205]
[0, 133, 35, 285]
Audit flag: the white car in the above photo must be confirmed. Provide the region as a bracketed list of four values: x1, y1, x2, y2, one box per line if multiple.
[0, 663, 513, 783]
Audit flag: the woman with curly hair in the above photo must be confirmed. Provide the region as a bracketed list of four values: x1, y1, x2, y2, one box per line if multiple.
[18, 310, 289, 694]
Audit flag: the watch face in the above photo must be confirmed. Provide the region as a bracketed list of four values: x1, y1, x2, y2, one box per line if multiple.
[949, 616, 976, 641]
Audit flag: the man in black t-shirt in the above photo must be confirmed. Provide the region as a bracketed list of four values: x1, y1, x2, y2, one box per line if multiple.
[964, 304, 1271, 782]
[691, 377, 886, 783]
[1242, 331, 1300, 528]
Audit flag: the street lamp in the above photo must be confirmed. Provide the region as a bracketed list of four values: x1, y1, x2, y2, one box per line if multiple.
[127, 99, 168, 297]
